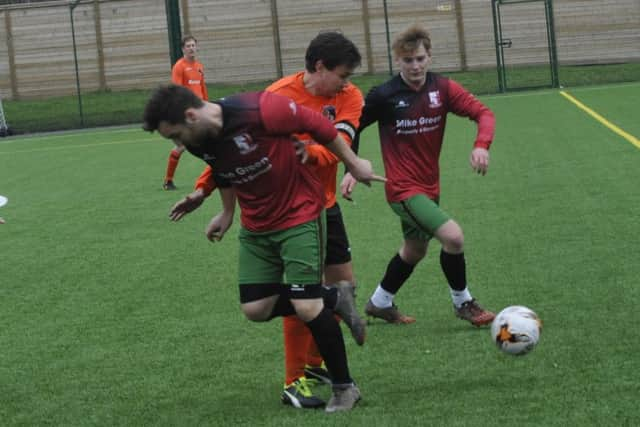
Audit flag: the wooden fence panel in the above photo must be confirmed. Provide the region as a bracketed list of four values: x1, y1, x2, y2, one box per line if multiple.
[186, 0, 278, 84]
[554, 0, 640, 64]
[98, 0, 169, 90]
[0, 0, 638, 99]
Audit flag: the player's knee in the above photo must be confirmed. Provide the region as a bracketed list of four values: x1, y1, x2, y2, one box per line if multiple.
[400, 241, 427, 263]
[443, 231, 464, 253]
[292, 300, 323, 322]
[437, 221, 464, 253]
[241, 303, 270, 322]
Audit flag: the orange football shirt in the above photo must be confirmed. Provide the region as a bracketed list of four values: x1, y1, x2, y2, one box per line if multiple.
[266, 72, 363, 208]
[194, 72, 363, 206]
[171, 57, 208, 101]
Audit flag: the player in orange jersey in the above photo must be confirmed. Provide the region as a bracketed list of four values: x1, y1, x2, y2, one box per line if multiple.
[170, 32, 366, 409]
[163, 35, 208, 190]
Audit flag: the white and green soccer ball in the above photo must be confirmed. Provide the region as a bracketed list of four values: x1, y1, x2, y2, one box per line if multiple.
[491, 306, 542, 355]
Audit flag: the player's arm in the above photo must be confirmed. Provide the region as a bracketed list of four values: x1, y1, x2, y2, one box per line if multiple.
[171, 61, 184, 86]
[350, 86, 384, 155]
[194, 165, 217, 196]
[169, 166, 218, 221]
[205, 186, 235, 242]
[292, 103, 384, 185]
[447, 80, 495, 175]
[305, 89, 363, 167]
[341, 86, 384, 199]
[201, 67, 209, 101]
[324, 134, 385, 186]
[260, 92, 384, 186]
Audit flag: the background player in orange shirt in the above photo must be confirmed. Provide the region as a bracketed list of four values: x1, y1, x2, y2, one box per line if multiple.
[163, 35, 208, 190]
[169, 32, 366, 409]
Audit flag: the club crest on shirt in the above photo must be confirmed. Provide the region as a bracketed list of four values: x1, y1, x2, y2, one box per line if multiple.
[322, 105, 336, 122]
[395, 99, 409, 109]
[233, 133, 257, 155]
[428, 91, 442, 108]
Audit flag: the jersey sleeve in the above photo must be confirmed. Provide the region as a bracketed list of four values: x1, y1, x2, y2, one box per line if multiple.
[171, 61, 183, 86]
[351, 85, 385, 154]
[447, 80, 495, 149]
[305, 87, 364, 167]
[200, 63, 209, 101]
[260, 91, 338, 145]
[194, 165, 217, 195]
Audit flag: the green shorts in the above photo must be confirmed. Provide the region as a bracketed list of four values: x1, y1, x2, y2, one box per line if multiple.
[237, 213, 326, 286]
[389, 194, 451, 242]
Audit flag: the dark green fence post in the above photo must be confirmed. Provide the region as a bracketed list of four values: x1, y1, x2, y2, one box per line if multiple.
[165, 0, 182, 66]
[69, 0, 84, 126]
[546, 0, 560, 88]
[383, 0, 393, 76]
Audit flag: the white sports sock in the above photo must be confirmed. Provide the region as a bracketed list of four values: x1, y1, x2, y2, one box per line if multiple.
[450, 287, 472, 308]
[370, 284, 394, 308]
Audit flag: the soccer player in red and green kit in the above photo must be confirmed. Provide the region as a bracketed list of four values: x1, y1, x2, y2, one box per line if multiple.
[142, 84, 384, 412]
[168, 33, 366, 409]
[342, 24, 496, 326]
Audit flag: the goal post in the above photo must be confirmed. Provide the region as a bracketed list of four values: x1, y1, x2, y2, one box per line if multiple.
[492, 0, 559, 92]
[0, 98, 11, 137]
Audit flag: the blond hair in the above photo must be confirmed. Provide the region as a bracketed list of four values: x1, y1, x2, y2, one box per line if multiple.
[392, 24, 431, 57]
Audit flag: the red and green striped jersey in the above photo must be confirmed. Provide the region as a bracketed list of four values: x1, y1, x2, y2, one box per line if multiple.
[358, 72, 495, 202]
[185, 91, 338, 232]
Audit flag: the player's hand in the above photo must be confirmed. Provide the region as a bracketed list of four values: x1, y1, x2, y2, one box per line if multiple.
[340, 172, 358, 201]
[348, 158, 386, 187]
[205, 211, 233, 242]
[292, 137, 310, 164]
[470, 147, 489, 175]
[169, 189, 206, 221]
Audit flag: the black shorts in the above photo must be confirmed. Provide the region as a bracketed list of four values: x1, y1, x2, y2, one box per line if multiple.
[325, 203, 352, 265]
[238, 283, 323, 303]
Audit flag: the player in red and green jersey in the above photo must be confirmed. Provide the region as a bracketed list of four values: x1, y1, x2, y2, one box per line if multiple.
[343, 24, 496, 326]
[143, 84, 385, 412]
[163, 35, 208, 191]
[173, 33, 365, 409]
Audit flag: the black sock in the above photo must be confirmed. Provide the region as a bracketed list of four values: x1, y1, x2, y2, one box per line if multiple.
[321, 285, 338, 310]
[380, 253, 415, 294]
[440, 250, 466, 291]
[306, 308, 352, 385]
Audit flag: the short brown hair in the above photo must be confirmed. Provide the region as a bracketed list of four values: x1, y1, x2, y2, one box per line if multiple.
[181, 35, 197, 47]
[305, 32, 361, 73]
[142, 84, 204, 132]
[392, 24, 431, 57]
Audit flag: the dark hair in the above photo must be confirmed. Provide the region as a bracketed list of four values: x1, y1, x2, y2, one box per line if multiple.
[142, 84, 204, 132]
[304, 31, 361, 73]
[181, 35, 197, 47]
[392, 24, 431, 57]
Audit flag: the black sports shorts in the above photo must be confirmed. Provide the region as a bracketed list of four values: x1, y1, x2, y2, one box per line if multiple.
[325, 203, 352, 265]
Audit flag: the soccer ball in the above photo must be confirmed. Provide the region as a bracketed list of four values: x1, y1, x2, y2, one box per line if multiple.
[490, 306, 541, 355]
